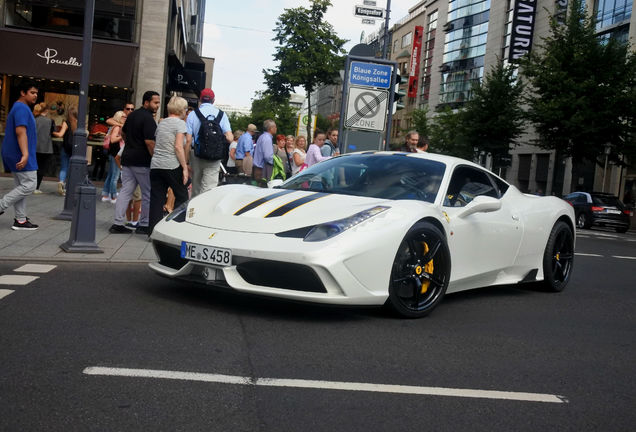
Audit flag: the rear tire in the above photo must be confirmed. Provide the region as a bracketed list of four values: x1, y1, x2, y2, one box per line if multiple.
[542, 221, 574, 292]
[576, 212, 590, 229]
[387, 222, 451, 318]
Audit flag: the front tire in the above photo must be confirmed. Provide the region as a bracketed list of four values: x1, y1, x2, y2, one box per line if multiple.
[542, 221, 574, 292]
[387, 222, 451, 318]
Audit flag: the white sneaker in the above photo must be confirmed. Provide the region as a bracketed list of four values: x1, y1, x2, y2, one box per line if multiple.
[110, 198, 117, 204]
[33, 189, 43, 195]
[101, 196, 110, 202]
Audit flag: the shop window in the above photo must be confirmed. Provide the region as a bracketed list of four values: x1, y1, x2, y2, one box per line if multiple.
[4, 0, 137, 42]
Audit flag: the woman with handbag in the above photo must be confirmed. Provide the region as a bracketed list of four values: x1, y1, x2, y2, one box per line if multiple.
[101, 110, 126, 203]
[52, 106, 78, 196]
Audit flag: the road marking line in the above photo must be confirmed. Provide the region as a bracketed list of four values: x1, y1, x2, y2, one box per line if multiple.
[0, 289, 14, 300]
[14, 264, 57, 273]
[0, 275, 39, 285]
[575, 253, 603, 257]
[612, 255, 636, 260]
[83, 366, 566, 404]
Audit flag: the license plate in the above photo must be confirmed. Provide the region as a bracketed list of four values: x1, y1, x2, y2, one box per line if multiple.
[180, 241, 232, 266]
[605, 209, 621, 214]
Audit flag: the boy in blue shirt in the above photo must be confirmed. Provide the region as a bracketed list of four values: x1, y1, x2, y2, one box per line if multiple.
[0, 80, 39, 230]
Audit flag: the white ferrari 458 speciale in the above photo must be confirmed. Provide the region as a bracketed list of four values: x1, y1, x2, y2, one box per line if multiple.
[149, 152, 575, 318]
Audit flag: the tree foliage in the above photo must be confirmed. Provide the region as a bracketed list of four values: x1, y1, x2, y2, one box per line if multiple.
[428, 106, 473, 160]
[227, 93, 299, 136]
[410, 108, 430, 140]
[461, 60, 525, 169]
[250, 92, 299, 136]
[519, 0, 636, 166]
[263, 0, 346, 137]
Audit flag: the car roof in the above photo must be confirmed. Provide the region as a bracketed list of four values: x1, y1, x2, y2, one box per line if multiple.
[590, 192, 619, 198]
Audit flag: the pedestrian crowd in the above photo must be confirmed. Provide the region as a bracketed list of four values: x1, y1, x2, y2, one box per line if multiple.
[2, 81, 429, 235]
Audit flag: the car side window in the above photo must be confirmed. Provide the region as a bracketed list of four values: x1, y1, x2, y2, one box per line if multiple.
[444, 166, 499, 207]
[488, 173, 509, 197]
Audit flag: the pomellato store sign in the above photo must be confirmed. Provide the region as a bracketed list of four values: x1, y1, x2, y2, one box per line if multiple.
[36, 47, 82, 67]
[0, 29, 136, 87]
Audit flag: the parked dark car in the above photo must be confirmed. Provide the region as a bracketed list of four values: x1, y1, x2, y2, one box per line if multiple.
[563, 192, 631, 233]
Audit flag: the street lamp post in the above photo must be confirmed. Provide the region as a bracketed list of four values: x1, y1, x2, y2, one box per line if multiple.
[59, 0, 102, 253]
[382, 0, 392, 59]
[602, 143, 611, 193]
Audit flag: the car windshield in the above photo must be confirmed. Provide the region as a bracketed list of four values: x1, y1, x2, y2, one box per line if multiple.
[280, 154, 446, 203]
[592, 195, 623, 208]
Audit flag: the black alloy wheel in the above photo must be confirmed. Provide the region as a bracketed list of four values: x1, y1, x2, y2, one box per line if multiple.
[542, 221, 574, 292]
[387, 222, 451, 318]
[576, 212, 589, 229]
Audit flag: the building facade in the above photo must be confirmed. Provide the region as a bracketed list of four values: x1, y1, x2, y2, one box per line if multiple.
[0, 0, 210, 140]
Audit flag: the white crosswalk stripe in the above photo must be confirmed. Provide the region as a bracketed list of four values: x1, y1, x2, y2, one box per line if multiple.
[14, 264, 57, 273]
[0, 289, 14, 300]
[0, 275, 39, 285]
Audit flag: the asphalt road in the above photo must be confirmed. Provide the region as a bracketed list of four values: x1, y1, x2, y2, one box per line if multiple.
[0, 228, 634, 431]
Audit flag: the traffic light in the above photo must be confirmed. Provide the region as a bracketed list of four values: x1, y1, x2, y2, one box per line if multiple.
[393, 71, 407, 114]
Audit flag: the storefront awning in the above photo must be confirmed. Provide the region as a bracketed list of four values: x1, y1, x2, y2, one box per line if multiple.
[0, 29, 137, 88]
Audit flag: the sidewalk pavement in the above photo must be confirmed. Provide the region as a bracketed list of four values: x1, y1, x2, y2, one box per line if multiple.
[0, 175, 156, 263]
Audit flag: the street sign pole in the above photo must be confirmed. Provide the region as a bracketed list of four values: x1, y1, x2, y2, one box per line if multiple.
[338, 54, 397, 154]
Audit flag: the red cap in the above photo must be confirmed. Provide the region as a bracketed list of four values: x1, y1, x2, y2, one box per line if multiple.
[200, 88, 215, 102]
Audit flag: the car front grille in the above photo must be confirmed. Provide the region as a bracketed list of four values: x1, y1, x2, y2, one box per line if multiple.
[236, 259, 327, 293]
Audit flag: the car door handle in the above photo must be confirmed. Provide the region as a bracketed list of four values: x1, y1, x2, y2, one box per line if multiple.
[512, 214, 519, 221]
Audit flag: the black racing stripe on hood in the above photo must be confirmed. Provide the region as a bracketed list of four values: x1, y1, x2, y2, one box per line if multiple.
[265, 193, 328, 218]
[234, 189, 296, 216]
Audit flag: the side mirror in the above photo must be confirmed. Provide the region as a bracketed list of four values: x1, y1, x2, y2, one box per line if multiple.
[457, 195, 502, 218]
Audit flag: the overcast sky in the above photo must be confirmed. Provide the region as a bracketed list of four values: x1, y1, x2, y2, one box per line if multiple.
[202, 0, 410, 107]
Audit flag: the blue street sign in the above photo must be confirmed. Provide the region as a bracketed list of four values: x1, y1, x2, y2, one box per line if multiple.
[349, 61, 392, 89]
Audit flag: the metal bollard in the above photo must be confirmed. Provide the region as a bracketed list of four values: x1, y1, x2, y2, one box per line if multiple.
[60, 177, 103, 253]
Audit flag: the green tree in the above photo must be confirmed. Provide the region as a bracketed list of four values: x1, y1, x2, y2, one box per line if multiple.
[263, 0, 346, 138]
[429, 106, 473, 160]
[519, 0, 636, 179]
[410, 107, 430, 141]
[461, 60, 525, 170]
[316, 113, 331, 133]
[250, 92, 299, 136]
[228, 112, 252, 132]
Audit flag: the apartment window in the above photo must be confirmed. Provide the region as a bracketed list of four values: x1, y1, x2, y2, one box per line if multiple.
[401, 32, 412, 48]
[594, 0, 632, 30]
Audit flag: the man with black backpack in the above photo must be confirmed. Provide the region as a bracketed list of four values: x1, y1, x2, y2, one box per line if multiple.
[186, 88, 233, 197]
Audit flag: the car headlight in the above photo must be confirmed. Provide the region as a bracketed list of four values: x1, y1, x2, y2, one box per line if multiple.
[165, 200, 189, 222]
[303, 206, 389, 242]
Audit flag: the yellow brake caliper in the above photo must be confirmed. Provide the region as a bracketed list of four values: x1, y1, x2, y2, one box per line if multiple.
[420, 242, 434, 294]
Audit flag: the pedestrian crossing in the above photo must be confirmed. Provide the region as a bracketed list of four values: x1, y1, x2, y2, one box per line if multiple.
[0, 264, 57, 302]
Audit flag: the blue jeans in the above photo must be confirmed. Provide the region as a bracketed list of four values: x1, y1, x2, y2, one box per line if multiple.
[101, 155, 120, 198]
[59, 148, 70, 183]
